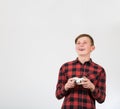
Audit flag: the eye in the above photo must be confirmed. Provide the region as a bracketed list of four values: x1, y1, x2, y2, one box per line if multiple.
[83, 42, 87, 44]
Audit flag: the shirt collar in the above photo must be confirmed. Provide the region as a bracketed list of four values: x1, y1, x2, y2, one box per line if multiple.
[74, 57, 92, 65]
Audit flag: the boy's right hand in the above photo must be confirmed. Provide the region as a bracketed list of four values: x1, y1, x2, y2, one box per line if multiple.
[64, 78, 76, 91]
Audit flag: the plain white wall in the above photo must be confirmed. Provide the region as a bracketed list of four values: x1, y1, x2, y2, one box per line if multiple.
[0, 0, 120, 109]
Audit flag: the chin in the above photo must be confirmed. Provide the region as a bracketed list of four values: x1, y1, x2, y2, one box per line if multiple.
[78, 54, 86, 56]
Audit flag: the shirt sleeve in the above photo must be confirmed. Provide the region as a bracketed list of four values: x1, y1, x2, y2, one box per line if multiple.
[91, 68, 106, 103]
[55, 65, 70, 99]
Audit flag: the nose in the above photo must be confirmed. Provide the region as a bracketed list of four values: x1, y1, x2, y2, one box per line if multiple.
[79, 43, 84, 47]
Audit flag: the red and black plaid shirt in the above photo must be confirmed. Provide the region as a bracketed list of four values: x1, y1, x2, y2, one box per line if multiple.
[55, 58, 106, 109]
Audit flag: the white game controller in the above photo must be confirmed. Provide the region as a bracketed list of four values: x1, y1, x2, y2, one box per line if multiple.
[73, 77, 85, 85]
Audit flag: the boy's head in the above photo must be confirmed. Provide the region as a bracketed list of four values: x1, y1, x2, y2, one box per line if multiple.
[75, 34, 94, 46]
[75, 34, 95, 56]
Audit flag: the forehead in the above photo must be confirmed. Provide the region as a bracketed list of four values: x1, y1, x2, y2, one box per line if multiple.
[77, 37, 91, 42]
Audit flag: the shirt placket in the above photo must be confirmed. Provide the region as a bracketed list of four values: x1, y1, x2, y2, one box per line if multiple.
[79, 63, 87, 109]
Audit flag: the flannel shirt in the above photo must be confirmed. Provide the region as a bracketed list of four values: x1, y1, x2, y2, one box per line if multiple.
[55, 58, 106, 109]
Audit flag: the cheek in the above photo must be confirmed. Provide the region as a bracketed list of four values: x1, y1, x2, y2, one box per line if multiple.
[85, 47, 91, 52]
[75, 46, 78, 50]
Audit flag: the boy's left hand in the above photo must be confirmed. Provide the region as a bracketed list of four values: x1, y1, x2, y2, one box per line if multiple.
[81, 76, 95, 92]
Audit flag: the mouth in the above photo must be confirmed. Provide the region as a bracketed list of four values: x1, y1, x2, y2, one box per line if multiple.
[79, 48, 85, 51]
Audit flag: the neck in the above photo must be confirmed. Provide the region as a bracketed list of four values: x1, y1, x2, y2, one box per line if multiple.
[78, 55, 90, 64]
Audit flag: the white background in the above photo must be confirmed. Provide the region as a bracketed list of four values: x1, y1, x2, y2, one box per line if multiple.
[0, 0, 120, 109]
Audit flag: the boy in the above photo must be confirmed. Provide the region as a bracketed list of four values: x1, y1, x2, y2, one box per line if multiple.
[55, 34, 106, 109]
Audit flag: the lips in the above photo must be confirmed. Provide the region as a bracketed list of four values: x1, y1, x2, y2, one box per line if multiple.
[79, 48, 85, 51]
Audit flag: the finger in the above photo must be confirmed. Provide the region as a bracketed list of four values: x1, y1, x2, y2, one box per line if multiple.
[82, 76, 90, 81]
[83, 76, 87, 79]
[68, 78, 74, 82]
[83, 85, 88, 88]
[70, 80, 75, 83]
[80, 80, 88, 85]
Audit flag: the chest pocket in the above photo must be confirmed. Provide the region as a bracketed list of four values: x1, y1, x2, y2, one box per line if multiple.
[87, 71, 99, 85]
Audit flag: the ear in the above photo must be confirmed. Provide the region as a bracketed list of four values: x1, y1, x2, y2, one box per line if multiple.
[91, 45, 95, 52]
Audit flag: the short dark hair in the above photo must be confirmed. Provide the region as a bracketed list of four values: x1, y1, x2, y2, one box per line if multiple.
[75, 34, 94, 46]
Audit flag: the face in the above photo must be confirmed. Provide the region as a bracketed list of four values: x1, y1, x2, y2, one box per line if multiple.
[75, 37, 95, 56]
